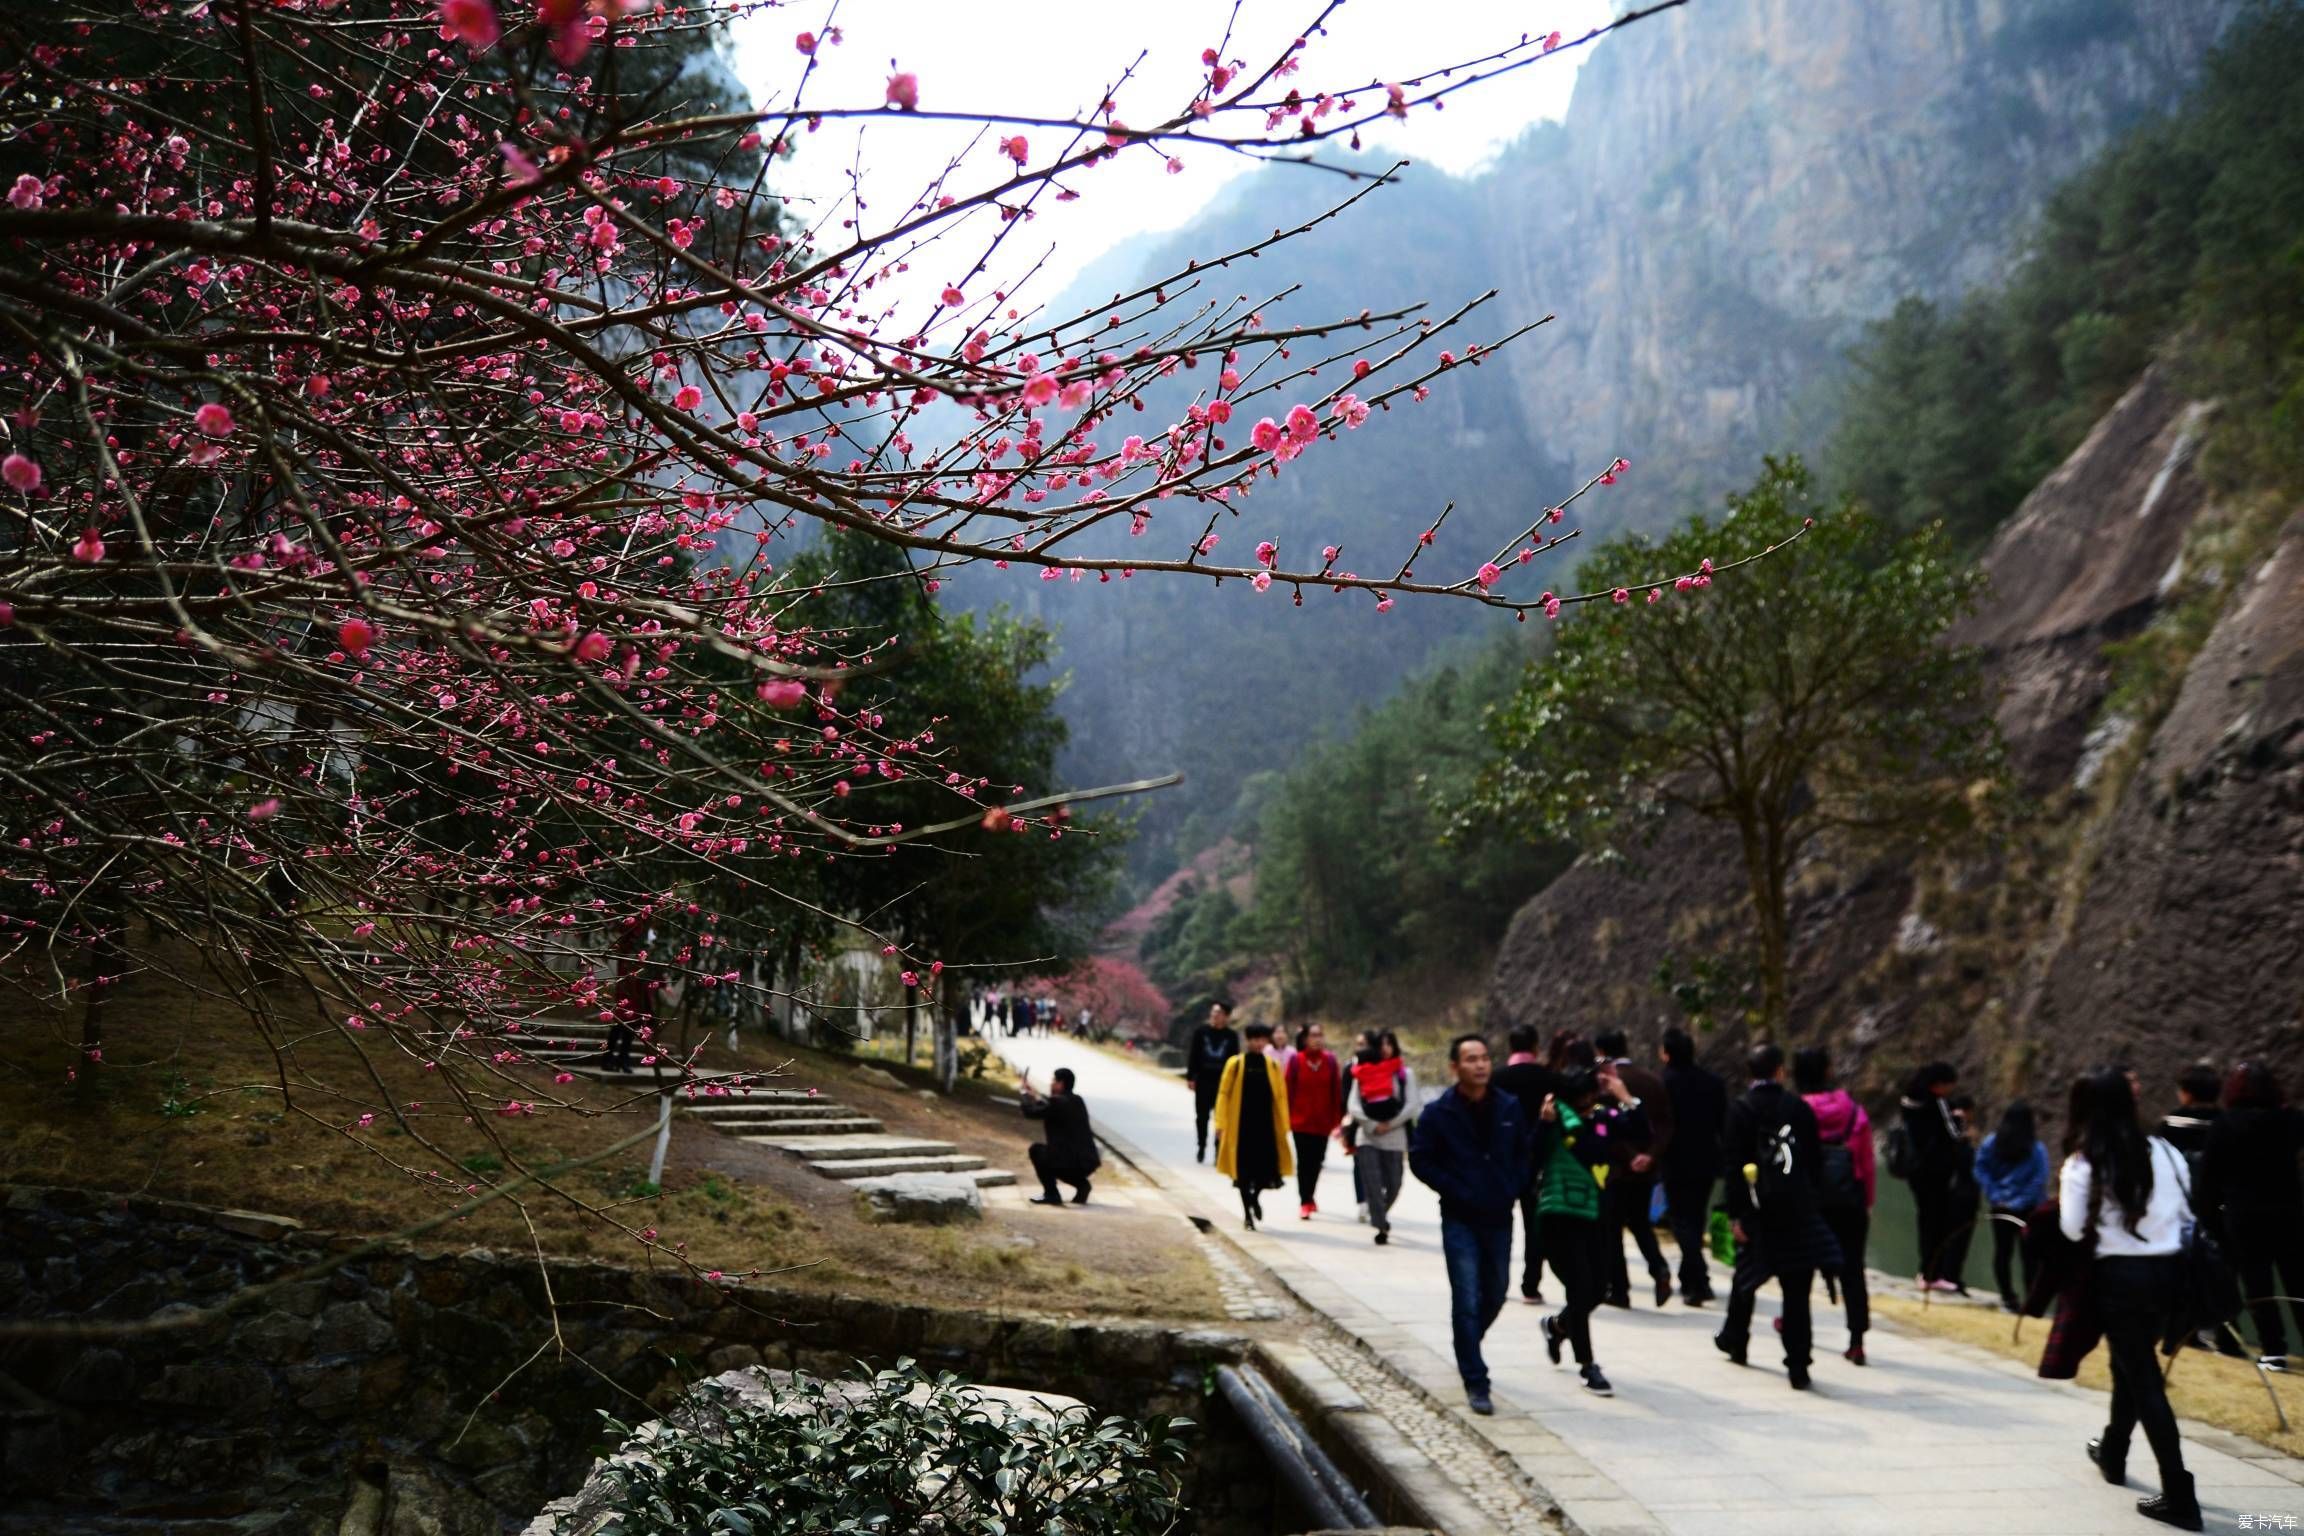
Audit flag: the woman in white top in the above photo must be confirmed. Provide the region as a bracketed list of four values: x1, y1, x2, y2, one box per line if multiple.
[2058, 1067, 2200, 1531]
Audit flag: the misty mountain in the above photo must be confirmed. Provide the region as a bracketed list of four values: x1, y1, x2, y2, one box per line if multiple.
[963, 0, 2247, 883]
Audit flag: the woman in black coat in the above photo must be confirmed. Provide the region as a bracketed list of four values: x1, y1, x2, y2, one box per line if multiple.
[1899, 1062, 1970, 1292]
[2199, 1062, 2304, 1370]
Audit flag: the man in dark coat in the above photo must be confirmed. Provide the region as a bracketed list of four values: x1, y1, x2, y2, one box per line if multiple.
[1596, 1027, 1676, 1307]
[1410, 1033, 1532, 1416]
[1659, 1027, 1729, 1305]
[1493, 1025, 1559, 1304]
[1022, 1067, 1101, 1206]
[1715, 1041, 1842, 1390]
[1184, 1001, 1241, 1163]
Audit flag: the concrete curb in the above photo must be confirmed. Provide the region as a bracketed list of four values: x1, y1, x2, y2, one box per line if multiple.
[1088, 1105, 1642, 1536]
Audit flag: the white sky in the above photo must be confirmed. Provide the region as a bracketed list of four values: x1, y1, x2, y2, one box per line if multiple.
[730, 1, 1612, 312]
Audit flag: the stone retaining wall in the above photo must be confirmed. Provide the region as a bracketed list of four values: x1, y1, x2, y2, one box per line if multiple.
[0, 1186, 1254, 1536]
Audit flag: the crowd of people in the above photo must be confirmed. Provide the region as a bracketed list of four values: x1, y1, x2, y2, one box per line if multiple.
[971, 989, 1085, 1038]
[1093, 1004, 2302, 1532]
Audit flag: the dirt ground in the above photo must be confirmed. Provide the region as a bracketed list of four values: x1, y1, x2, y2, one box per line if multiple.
[1873, 1292, 2304, 1458]
[0, 955, 1220, 1323]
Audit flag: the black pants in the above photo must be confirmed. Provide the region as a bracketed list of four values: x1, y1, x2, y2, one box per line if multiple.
[2096, 1255, 2188, 1487]
[1989, 1205, 2034, 1311]
[1819, 1203, 1870, 1345]
[1542, 1214, 1606, 1366]
[2227, 1211, 2304, 1358]
[1722, 1227, 1815, 1371]
[1028, 1144, 1090, 1202]
[1517, 1186, 1546, 1298]
[1664, 1174, 1715, 1298]
[1913, 1177, 1970, 1285]
[1193, 1084, 1220, 1154]
[1605, 1170, 1670, 1302]
[1293, 1131, 1329, 1206]
[602, 1022, 635, 1073]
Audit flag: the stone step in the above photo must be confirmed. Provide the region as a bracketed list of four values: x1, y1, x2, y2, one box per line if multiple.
[711, 1117, 882, 1137]
[806, 1153, 991, 1180]
[577, 1070, 784, 1092]
[685, 1101, 859, 1121]
[969, 1168, 1019, 1189]
[746, 1134, 961, 1162]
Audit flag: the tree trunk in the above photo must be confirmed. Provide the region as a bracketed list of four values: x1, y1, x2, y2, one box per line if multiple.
[935, 971, 960, 1093]
[1734, 810, 1793, 1034]
[905, 1000, 917, 1065]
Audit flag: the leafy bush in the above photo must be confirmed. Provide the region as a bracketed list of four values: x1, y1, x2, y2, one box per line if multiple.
[587, 1363, 1192, 1536]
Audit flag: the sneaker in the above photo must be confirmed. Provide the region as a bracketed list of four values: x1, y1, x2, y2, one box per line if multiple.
[1307, 1199, 1319, 1214]
[1844, 1344, 1867, 1367]
[1357, 1203, 1369, 1225]
[1300, 1203, 1314, 1221]
[1518, 1290, 1545, 1306]
[1542, 1314, 1565, 1367]
[1713, 1332, 1747, 1367]
[2137, 1473, 2201, 1531]
[1927, 1278, 1963, 1293]
[1373, 1230, 1388, 1245]
[1466, 1388, 1494, 1416]
[1580, 1363, 1614, 1397]
[2260, 1355, 2290, 1373]
[1787, 1365, 1811, 1391]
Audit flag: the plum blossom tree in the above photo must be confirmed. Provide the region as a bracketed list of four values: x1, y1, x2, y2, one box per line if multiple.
[0, 0, 1720, 1280]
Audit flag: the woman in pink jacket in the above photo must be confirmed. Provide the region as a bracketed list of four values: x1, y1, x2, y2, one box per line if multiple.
[1795, 1046, 1876, 1366]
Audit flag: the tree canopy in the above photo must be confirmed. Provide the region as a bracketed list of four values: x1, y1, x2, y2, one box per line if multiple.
[1458, 457, 2002, 1030]
[1830, 1, 2304, 543]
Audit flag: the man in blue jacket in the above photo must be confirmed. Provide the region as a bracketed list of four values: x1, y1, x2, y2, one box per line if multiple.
[1410, 1032, 1532, 1414]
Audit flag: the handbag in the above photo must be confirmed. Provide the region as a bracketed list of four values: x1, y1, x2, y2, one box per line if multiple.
[2161, 1143, 2240, 1351]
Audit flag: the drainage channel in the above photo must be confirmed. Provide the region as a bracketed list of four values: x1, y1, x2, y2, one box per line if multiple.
[1217, 1364, 1382, 1531]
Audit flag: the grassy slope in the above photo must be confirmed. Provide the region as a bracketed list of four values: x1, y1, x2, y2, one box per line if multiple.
[0, 955, 1217, 1322]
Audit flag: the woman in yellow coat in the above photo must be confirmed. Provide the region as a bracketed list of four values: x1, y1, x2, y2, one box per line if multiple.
[1214, 1020, 1292, 1229]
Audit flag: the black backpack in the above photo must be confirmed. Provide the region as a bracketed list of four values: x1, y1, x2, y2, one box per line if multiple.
[1884, 1121, 1919, 1181]
[1816, 1136, 1863, 1211]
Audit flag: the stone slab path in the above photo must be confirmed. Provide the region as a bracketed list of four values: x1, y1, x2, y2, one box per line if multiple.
[996, 1034, 2304, 1536]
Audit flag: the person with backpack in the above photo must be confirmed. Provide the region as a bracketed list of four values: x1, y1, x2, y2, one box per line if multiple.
[1894, 1061, 1970, 1292]
[2061, 1067, 2202, 1530]
[1715, 1042, 1842, 1390]
[1532, 1064, 1650, 1397]
[1975, 1100, 2051, 1315]
[2199, 1062, 2304, 1373]
[1794, 1046, 1874, 1366]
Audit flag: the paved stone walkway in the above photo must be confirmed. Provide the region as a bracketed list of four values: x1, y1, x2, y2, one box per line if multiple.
[997, 1035, 2304, 1536]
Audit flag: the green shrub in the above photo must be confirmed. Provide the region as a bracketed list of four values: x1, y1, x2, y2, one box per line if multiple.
[587, 1362, 1192, 1536]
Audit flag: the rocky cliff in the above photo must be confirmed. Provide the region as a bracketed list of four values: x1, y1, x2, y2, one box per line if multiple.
[1034, 0, 2250, 877]
[1482, 366, 2304, 1104]
[1480, 0, 2249, 519]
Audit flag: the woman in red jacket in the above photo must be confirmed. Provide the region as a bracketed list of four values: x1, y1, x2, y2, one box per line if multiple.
[1286, 1022, 1349, 1219]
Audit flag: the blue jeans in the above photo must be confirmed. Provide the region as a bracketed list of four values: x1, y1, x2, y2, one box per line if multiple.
[1441, 1216, 1513, 1391]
